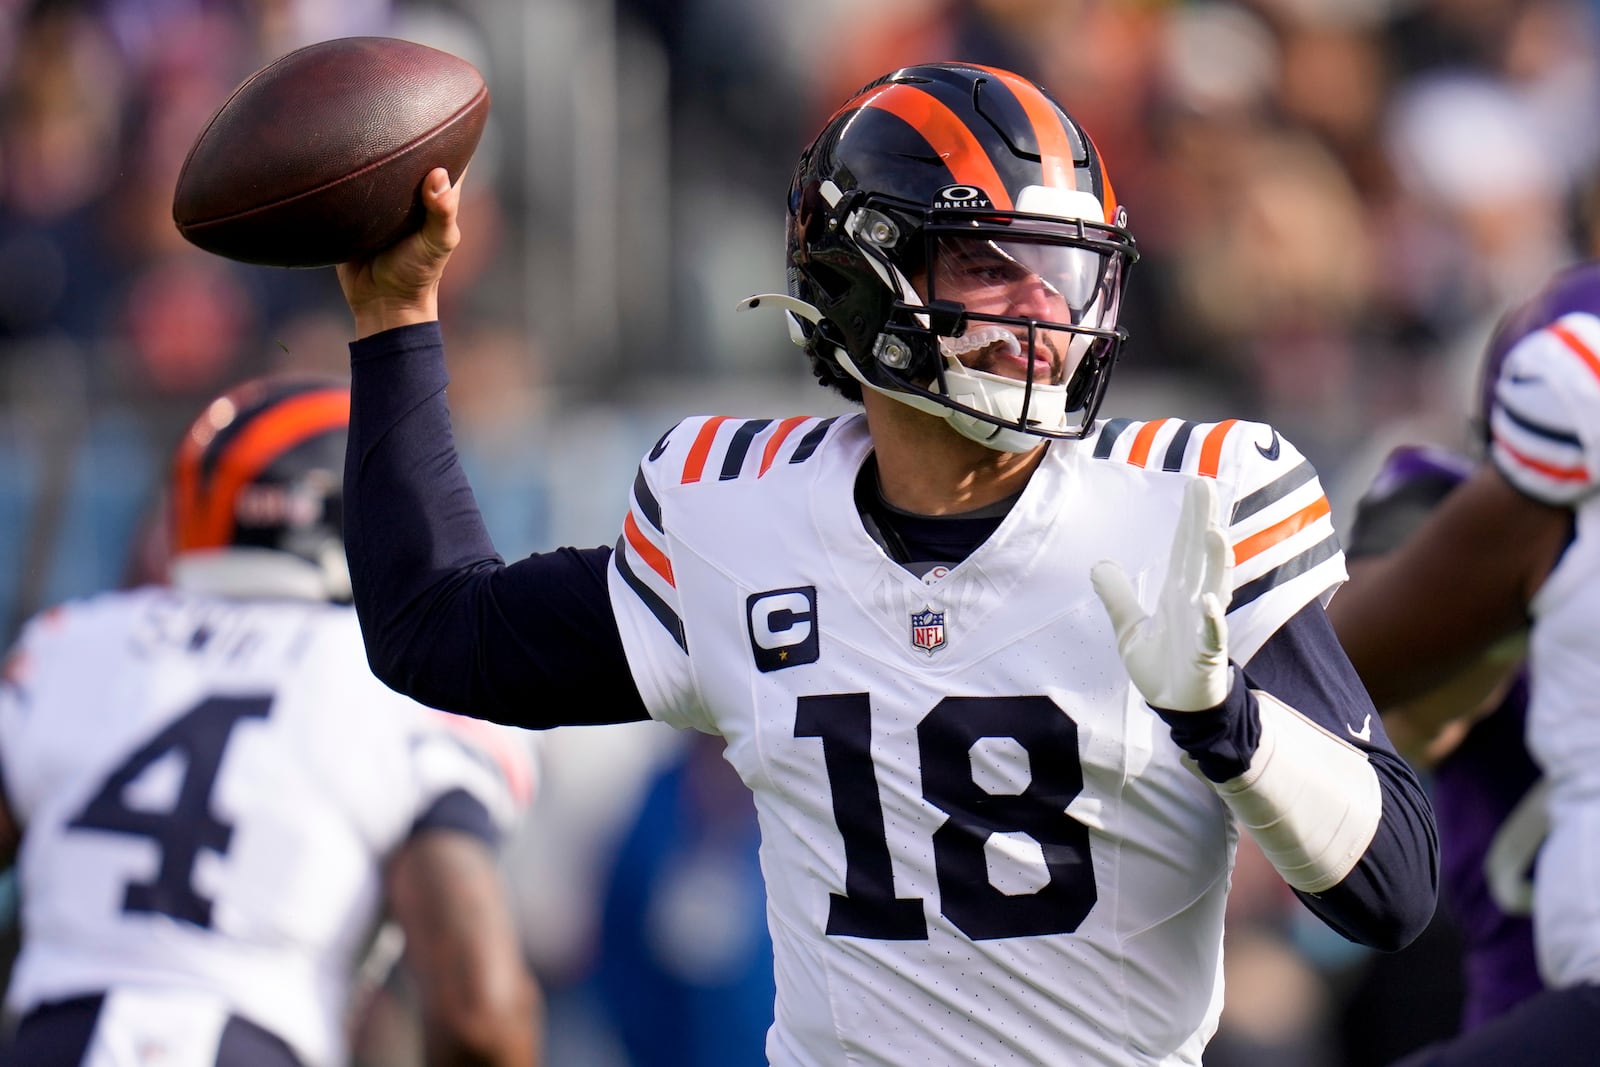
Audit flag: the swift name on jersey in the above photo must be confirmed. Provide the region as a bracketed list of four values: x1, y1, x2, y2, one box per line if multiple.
[0, 589, 523, 1067]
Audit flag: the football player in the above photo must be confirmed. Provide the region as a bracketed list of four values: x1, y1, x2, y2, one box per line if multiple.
[1331, 261, 1600, 1065]
[1343, 445, 1543, 1040]
[0, 377, 541, 1067]
[335, 63, 1437, 1065]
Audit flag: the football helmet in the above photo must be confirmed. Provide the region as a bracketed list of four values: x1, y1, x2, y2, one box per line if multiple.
[169, 375, 352, 602]
[760, 62, 1138, 451]
[1476, 261, 1600, 448]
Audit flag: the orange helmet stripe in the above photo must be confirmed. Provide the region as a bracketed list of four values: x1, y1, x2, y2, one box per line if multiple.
[172, 388, 350, 552]
[968, 65, 1076, 193]
[858, 85, 1014, 210]
[1094, 150, 1119, 225]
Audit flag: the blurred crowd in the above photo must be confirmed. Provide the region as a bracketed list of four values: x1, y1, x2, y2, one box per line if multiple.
[1, 0, 1598, 1063]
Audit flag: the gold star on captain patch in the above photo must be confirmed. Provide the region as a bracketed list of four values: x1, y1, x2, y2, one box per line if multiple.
[779, 650, 788, 661]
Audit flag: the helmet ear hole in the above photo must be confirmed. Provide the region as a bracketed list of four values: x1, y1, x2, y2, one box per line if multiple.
[806, 261, 851, 304]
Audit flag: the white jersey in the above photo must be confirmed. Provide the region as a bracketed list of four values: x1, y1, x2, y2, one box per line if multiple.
[0, 588, 526, 1067]
[608, 412, 1343, 1066]
[1489, 310, 1600, 987]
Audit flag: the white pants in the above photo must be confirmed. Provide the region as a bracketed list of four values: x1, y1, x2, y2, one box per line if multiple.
[1535, 800, 1600, 987]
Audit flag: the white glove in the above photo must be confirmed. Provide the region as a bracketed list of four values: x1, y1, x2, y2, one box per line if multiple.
[1090, 477, 1233, 712]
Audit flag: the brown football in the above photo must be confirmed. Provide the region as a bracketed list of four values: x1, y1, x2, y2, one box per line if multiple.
[173, 36, 488, 268]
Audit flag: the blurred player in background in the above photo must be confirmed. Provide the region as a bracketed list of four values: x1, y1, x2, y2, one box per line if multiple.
[593, 731, 774, 1067]
[1332, 261, 1600, 1064]
[0, 376, 542, 1067]
[332, 62, 1436, 1065]
[1341, 444, 1544, 1045]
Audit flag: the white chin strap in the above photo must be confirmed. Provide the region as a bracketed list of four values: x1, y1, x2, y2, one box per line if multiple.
[737, 294, 1063, 453]
[935, 326, 1070, 453]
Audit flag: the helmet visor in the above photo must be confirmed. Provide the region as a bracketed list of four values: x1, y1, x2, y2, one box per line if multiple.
[925, 227, 1120, 331]
[920, 225, 1126, 391]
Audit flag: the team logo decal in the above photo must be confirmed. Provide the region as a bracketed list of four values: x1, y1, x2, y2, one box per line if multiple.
[747, 586, 819, 672]
[910, 606, 947, 655]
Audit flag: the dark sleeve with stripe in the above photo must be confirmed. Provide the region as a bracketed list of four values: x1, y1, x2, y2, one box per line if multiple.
[407, 787, 500, 849]
[1158, 602, 1439, 951]
[345, 322, 648, 728]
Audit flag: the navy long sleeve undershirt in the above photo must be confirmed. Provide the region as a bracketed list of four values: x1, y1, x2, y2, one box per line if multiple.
[346, 321, 1436, 950]
[346, 321, 647, 727]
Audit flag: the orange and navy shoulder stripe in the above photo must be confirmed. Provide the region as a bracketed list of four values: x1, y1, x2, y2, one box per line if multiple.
[613, 415, 842, 651]
[1092, 417, 1244, 478]
[827, 66, 1114, 222]
[1225, 461, 1339, 613]
[1488, 317, 1596, 496]
[1093, 416, 1340, 612]
[614, 462, 684, 650]
[660, 415, 841, 486]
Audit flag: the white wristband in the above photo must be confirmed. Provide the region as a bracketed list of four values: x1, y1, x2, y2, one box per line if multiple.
[1207, 691, 1383, 893]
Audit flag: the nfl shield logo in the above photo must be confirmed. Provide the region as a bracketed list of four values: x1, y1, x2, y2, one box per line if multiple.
[910, 607, 946, 655]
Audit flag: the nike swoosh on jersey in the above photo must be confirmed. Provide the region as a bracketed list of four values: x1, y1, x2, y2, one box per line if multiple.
[1347, 713, 1372, 743]
[1255, 430, 1281, 461]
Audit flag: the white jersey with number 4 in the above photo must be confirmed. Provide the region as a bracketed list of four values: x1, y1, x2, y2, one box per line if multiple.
[608, 412, 1343, 1067]
[1489, 311, 1600, 988]
[0, 588, 526, 1067]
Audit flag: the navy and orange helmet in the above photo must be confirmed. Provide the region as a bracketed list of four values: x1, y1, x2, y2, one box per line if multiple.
[169, 375, 352, 601]
[781, 62, 1138, 448]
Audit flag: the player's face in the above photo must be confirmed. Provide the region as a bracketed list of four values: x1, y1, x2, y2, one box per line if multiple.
[921, 237, 1099, 386]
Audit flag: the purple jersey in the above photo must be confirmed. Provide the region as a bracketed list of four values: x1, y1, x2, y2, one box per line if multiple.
[1431, 674, 1544, 1029]
[1347, 443, 1546, 1029]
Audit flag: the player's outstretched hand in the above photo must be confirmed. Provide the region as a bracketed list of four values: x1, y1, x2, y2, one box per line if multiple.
[1090, 477, 1233, 712]
[337, 166, 463, 338]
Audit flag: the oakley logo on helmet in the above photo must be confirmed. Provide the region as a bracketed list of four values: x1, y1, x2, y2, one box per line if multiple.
[748, 587, 819, 672]
[934, 185, 993, 209]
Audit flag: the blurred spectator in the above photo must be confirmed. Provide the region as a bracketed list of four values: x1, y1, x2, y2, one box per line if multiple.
[593, 732, 773, 1067]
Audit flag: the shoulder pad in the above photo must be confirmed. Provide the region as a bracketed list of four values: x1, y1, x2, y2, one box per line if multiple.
[1091, 416, 1284, 479]
[640, 414, 844, 488]
[1489, 313, 1600, 505]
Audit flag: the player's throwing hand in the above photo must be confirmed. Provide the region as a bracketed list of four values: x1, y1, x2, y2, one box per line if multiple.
[337, 166, 463, 336]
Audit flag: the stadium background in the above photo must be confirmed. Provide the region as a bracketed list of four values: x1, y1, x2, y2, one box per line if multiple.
[0, 0, 1596, 1063]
